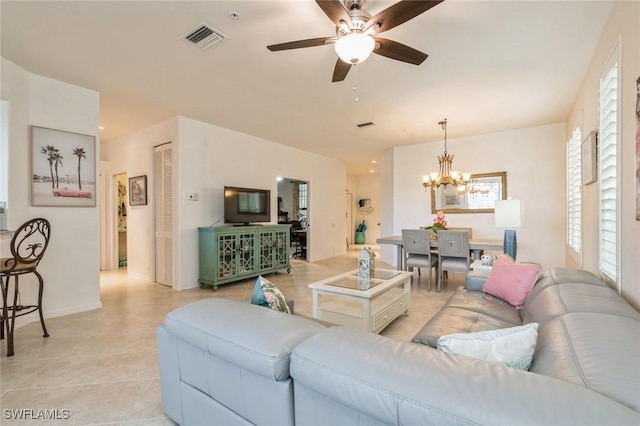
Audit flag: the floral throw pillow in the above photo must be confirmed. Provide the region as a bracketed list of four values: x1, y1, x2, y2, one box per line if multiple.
[251, 276, 291, 314]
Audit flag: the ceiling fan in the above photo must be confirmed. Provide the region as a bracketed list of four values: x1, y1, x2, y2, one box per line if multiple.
[267, 0, 444, 82]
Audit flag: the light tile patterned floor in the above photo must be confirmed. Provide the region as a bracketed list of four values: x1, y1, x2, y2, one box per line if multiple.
[0, 246, 462, 425]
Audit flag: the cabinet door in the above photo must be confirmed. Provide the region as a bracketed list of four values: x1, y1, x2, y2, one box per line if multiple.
[236, 231, 257, 276]
[258, 230, 275, 270]
[216, 232, 238, 279]
[272, 228, 289, 268]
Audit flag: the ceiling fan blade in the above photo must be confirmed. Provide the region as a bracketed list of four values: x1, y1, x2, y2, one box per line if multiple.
[267, 37, 335, 51]
[316, 0, 352, 27]
[332, 59, 352, 82]
[365, 0, 444, 34]
[373, 37, 428, 65]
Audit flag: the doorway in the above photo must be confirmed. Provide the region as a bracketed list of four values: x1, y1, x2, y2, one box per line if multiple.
[115, 173, 128, 269]
[346, 192, 353, 246]
[277, 178, 310, 261]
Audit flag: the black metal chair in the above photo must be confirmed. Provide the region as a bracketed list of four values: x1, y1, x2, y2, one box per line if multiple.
[288, 220, 304, 258]
[0, 218, 51, 356]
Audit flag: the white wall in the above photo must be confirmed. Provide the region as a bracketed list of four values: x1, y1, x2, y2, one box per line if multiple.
[102, 116, 347, 290]
[1, 58, 101, 323]
[566, 0, 640, 309]
[177, 117, 346, 289]
[380, 123, 566, 270]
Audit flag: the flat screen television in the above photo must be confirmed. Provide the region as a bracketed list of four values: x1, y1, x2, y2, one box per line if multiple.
[224, 186, 271, 225]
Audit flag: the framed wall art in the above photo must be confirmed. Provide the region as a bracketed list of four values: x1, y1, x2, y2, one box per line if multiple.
[30, 126, 96, 207]
[129, 175, 147, 206]
[581, 130, 597, 185]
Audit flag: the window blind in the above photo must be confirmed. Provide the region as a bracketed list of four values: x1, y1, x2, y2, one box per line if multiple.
[566, 127, 582, 255]
[598, 59, 618, 283]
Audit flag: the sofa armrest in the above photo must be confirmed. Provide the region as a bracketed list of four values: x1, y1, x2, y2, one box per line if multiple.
[465, 271, 488, 291]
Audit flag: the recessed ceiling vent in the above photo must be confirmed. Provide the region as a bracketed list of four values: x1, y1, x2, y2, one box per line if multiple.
[183, 23, 227, 50]
[357, 122, 376, 128]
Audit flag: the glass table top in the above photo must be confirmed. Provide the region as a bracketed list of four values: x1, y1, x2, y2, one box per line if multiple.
[325, 276, 383, 290]
[323, 270, 402, 290]
[351, 270, 402, 280]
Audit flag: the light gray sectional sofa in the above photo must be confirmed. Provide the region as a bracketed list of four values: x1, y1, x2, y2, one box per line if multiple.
[157, 268, 640, 425]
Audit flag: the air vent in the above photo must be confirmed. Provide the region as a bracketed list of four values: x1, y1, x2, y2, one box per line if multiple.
[357, 122, 376, 128]
[183, 23, 227, 50]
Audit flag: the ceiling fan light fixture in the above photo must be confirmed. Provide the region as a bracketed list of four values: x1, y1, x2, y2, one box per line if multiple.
[334, 32, 375, 64]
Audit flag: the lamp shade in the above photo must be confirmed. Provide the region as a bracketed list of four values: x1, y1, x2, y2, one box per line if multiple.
[494, 199, 524, 228]
[334, 33, 375, 64]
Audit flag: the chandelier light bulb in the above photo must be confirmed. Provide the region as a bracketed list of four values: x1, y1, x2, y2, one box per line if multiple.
[335, 33, 375, 64]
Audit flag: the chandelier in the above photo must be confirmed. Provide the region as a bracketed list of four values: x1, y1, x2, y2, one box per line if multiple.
[421, 118, 471, 191]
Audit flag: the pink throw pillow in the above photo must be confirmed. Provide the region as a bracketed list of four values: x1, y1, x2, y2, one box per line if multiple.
[484, 259, 540, 308]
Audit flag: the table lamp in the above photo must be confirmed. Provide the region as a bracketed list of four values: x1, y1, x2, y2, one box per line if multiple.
[494, 199, 523, 260]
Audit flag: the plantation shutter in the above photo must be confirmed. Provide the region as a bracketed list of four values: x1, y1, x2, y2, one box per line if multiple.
[566, 127, 582, 257]
[598, 51, 619, 283]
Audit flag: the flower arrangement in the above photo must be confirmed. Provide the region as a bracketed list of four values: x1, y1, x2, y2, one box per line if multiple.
[433, 210, 448, 227]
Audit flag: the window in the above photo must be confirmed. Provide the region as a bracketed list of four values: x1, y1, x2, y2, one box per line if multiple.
[566, 127, 582, 258]
[298, 182, 308, 226]
[598, 44, 620, 285]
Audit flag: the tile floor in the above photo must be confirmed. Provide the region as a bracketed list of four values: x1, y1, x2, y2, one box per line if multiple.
[0, 246, 463, 425]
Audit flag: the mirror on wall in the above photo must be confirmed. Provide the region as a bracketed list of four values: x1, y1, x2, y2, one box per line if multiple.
[431, 171, 507, 214]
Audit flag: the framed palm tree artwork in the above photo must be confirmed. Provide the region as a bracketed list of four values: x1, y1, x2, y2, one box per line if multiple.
[30, 126, 96, 207]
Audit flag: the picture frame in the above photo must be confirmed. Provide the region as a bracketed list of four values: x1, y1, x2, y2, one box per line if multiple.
[581, 130, 597, 185]
[30, 125, 96, 207]
[129, 175, 147, 206]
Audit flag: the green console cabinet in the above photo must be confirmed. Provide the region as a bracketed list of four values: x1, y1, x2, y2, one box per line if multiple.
[198, 225, 291, 290]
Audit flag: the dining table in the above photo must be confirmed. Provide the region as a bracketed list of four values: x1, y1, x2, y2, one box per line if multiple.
[376, 235, 503, 270]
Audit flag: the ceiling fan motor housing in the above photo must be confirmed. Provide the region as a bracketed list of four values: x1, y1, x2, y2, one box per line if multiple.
[337, 9, 371, 36]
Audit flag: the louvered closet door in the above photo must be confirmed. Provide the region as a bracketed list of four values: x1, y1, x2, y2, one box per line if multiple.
[154, 143, 173, 287]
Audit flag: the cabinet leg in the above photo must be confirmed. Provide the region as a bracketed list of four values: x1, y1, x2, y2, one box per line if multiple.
[211, 285, 218, 292]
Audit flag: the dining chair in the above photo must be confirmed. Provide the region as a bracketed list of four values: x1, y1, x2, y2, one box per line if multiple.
[436, 230, 471, 293]
[288, 220, 303, 258]
[401, 229, 438, 291]
[0, 218, 51, 357]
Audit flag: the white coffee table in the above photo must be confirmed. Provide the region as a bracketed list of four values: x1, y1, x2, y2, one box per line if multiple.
[308, 269, 412, 334]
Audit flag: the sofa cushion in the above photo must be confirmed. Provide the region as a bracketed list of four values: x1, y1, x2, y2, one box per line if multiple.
[437, 323, 539, 370]
[483, 255, 541, 308]
[412, 288, 522, 347]
[530, 312, 640, 412]
[251, 275, 291, 314]
[291, 326, 640, 425]
[521, 269, 640, 325]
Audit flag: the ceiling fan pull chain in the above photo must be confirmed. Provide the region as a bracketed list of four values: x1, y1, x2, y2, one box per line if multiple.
[353, 64, 359, 102]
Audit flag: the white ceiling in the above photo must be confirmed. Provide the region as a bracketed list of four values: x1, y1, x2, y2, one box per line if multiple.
[1, 0, 613, 175]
